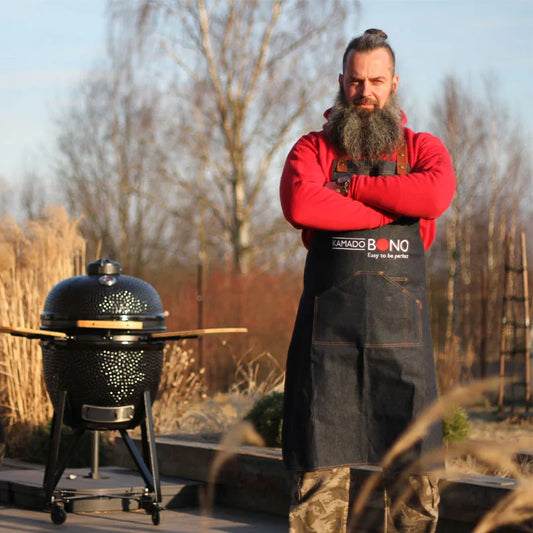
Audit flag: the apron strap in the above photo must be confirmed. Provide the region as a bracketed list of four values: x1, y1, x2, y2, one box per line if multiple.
[396, 136, 408, 175]
[336, 158, 348, 172]
[335, 130, 408, 175]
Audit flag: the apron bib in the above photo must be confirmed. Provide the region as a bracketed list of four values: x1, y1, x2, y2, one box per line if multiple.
[283, 158, 442, 471]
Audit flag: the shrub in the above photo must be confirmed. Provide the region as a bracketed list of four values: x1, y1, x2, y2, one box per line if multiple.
[244, 393, 471, 448]
[244, 391, 284, 447]
[442, 406, 470, 444]
[23, 420, 114, 467]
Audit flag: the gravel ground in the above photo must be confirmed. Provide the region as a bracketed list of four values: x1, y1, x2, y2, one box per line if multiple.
[466, 406, 533, 445]
[448, 406, 533, 477]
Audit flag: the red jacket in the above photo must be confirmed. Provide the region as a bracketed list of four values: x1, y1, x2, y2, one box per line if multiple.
[280, 112, 455, 249]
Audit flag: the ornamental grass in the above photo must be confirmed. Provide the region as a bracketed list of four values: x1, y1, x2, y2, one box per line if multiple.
[0, 207, 85, 454]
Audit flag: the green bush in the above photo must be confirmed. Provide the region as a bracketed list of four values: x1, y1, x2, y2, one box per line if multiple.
[442, 407, 470, 444]
[24, 421, 114, 467]
[244, 391, 284, 447]
[244, 392, 470, 449]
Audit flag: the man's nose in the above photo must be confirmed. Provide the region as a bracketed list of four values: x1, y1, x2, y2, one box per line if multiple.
[361, 80, 372, 97]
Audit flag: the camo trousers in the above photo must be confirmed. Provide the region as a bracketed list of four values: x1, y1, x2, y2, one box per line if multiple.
[289, 467, 350, 533]
[288, 467, 439, 533]
[383, 470, 440, 533]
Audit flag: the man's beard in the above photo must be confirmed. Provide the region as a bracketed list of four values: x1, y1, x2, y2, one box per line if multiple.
[324, 88, 403, 162]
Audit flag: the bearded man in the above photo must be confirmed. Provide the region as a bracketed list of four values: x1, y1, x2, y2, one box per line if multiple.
[279, 29, 455, 532]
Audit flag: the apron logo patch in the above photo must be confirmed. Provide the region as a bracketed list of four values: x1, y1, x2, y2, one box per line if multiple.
[332, 237, 410, 259]
[331, 237, 366, 250]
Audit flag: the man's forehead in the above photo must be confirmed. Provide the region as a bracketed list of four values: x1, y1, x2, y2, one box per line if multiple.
[345, 49, 395, 76]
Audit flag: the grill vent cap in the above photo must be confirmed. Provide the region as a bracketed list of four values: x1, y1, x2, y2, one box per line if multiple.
[87, 259, 122, 276]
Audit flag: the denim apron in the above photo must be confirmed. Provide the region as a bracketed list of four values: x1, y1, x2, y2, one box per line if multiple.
[282, 156, 442, 471]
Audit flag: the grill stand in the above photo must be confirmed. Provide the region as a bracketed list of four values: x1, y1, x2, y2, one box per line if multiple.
[87, 431, 105, 479]
[43, 390, 162, 526]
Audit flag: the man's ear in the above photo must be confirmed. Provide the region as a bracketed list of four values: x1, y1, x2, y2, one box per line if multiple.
[392, 74, 399, 92]
[338, 73, 343, 88]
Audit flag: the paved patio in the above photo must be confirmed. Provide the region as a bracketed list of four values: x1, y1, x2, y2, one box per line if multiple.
[0, 503, 287, 532]
[0, 457, 287, 532]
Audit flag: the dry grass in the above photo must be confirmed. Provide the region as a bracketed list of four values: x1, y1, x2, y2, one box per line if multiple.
[348, 377, 533, 532]
[229, 349, 285, 399]
[174, 392, 256, 437]
[168, 348, 285, 438]
[0, 207, 85, 452]
[447, 449, 533, 479]
[151, 342, 207, 434]
[473, 483, 533, 533]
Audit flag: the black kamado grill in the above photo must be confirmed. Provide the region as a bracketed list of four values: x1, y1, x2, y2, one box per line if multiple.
[41, 258, 167, 431]
[0, 258, 246, 526]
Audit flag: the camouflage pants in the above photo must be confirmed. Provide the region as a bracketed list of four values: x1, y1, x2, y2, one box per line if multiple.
[288, 467, 439, 533]
[383, 471, 440, 533]
[289, 467, 350, 533]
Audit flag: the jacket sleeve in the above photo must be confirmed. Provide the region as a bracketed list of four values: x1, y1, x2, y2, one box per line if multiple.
[280, 133, 396, 231]
[352, 132, 455, 219]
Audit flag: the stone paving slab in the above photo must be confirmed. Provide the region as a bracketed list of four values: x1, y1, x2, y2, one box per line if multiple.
[0, 465, 201, 512]
[0, 503, 288, 532]
[0, 459, 287, 531]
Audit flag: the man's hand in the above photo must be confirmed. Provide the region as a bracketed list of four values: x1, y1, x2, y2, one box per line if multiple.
[324, 181, 340, 193]
[325, 176, 351, 196]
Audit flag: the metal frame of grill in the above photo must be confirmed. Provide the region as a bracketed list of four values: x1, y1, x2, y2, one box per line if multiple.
[43, 389, 162, 525]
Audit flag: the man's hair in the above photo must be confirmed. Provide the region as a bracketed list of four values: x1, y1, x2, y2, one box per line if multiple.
[342, 29, 395, 73]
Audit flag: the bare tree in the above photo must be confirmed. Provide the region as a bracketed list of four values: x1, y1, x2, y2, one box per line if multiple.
[430, 75, 532, 385]
[431, 76, 486, 386]
[128, 0, 353, 273]
[0, 175, 15, 217]
[19, 172, 48, 220]
[54, 16, 173, 277]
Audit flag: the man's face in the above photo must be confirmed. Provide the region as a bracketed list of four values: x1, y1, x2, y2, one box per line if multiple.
[339, 48, 398, 111]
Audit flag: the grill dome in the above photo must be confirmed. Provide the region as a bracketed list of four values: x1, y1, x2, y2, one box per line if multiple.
[40, 258, 166, 332]
[40, 259, 166, 430]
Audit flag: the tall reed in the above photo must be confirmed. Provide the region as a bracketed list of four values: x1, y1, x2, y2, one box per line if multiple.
[0, 207, 85, 452]
[348, 377, 533, 532]
[202, 421, 264, 514]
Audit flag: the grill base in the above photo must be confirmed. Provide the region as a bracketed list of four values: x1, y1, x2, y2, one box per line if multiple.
[43, 389, 161, 526]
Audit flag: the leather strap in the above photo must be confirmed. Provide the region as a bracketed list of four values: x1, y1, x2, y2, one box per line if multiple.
[396, 137, 408, 175]
[335, 132, 408, 175]
[336, 158, 348, 172]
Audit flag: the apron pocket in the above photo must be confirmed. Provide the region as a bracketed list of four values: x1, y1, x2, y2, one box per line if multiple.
[312, 271, 422, 348]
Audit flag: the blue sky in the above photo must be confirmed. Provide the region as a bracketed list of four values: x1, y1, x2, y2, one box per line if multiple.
[358, 0, 533, 131]
[0, 1, 107, 182]
[1, 0, 532, 190]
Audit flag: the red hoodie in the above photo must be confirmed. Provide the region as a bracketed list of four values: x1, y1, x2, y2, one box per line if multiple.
[279, 112, 455, 249]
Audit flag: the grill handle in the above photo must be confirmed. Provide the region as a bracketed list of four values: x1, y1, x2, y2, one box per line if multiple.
[0, 325, 247, 340]
[76, 319, 144, 330]
[150, 327, 248, 340]
[0, 325, 67, 339]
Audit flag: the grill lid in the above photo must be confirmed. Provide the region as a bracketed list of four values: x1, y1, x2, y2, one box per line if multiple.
[40, 258, 166, 332]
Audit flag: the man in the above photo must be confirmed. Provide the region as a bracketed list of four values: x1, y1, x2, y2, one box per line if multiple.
[279, 29, 455, 532]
